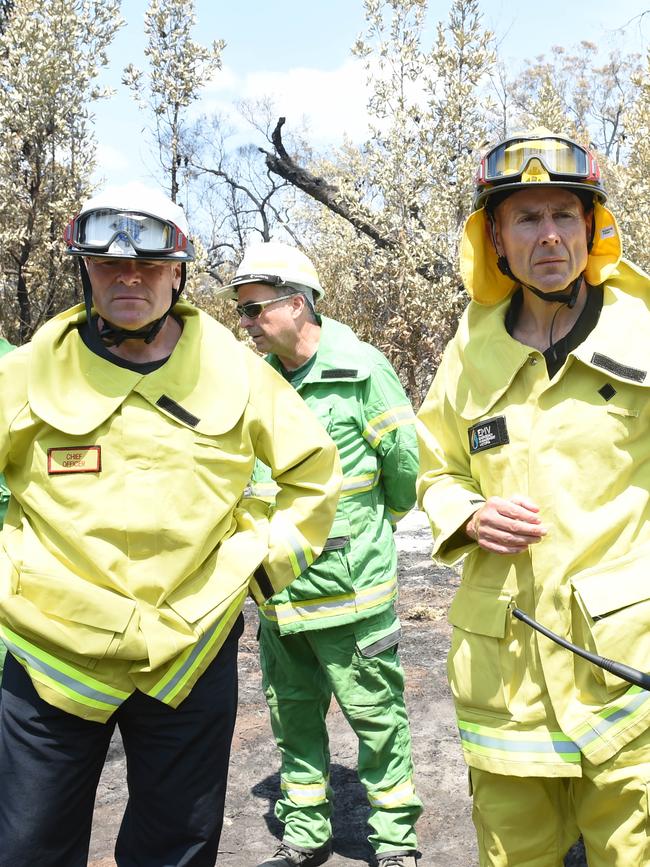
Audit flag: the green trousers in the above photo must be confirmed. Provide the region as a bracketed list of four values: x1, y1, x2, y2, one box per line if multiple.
[259, 613, 422, 854]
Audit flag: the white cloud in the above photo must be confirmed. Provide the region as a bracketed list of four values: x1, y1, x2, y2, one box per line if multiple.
[199, 58, 371, 145]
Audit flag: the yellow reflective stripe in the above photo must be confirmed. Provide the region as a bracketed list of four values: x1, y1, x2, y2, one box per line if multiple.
[0, 625, 130, 711]
[368, 778, 417, 808]
[458, 720, 581, 765]
[262, 576, 397, 626]
[386, 507, 408, 524]
[149, 594, 244, 703]
[362, 405, 415, 448]
[280, 776, 328, 805]
[571, 686, 650, 751]
[339, 470, 381, 498]
[282, 520, 315, 578]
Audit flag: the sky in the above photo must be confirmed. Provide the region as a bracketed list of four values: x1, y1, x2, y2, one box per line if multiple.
[93, 0, 650, 188]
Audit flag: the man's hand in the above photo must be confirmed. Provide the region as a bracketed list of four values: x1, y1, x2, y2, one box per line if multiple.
[465, 495, 548, 555]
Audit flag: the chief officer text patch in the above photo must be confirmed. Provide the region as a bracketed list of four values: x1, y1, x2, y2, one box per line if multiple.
[47, 446, 102, 475]
[468, 416, 509, 454]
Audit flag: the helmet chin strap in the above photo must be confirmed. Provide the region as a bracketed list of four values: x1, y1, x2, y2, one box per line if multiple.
[79, 260, 186, 348]
[496, 255, 582, 309]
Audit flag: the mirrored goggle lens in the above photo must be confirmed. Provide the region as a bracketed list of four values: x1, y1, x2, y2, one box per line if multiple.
[77, 209, 175, 251]
[485, 138, 589, 181]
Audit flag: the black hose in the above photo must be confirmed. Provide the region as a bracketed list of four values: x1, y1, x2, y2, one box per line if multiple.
[512, 607, 650, 691]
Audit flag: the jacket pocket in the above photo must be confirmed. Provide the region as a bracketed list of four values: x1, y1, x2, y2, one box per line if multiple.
[322, 515, 351, 552]
[447, 584, 513, 713]
[166, 506, 269, 626]
[1, 569, 136, 662]
[291, 515, 353, 602]
[571, 544, 650, 692]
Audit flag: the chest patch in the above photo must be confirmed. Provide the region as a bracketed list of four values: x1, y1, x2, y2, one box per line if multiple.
[47, 446, 101, 475]
[468, 416, 509, 454]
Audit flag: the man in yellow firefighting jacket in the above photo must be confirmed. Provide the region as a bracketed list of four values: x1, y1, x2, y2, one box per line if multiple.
[220, 242, 422, 867]
[417, 130, 650, 866]
[0, 334, 14, 679]
[0, 183, 341, 867]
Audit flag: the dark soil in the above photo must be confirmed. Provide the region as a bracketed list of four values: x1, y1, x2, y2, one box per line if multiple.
[88, 513, 587, 866]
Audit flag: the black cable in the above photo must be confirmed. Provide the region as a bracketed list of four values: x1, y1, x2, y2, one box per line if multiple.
[513, 608, 650, 691]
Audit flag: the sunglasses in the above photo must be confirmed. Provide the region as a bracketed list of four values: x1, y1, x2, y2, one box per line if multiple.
[235, 294, 296, 319]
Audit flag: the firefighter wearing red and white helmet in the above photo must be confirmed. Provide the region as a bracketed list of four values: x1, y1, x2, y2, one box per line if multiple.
[417, 129, 650, 865]
[0, 185, 342, 864]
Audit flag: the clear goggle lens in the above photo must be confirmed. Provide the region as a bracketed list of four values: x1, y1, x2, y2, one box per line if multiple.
[483, 137, 590, 181]
[72, 209, 181, 253]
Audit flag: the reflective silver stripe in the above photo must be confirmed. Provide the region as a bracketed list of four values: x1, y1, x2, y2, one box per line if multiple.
[363, 405, 415, 447]
[357, 577, 397, 606]
[460, 729, 579, 756]
[151, 598, 241, 702]
[572, 687, 650, 750]
[458, 721, 580, 764]
[340, 470, 381, 496]
[281, 777, 328, 804]
[368, 779, 417, 807]
[283, 521, 312, 576]
[1, 630, 127, 708]
[248, 482, 279, 498]
[269, 576, 398, 626]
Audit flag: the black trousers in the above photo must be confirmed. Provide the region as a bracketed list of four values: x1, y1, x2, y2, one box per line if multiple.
[0, 614, 243, 867]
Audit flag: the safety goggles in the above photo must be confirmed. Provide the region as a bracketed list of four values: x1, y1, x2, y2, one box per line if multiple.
[235, 294, 296, 319]
[477, 136, 600, 184]
[64, 208, 191, 255]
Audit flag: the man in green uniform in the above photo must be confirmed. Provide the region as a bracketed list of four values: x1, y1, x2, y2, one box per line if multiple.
[221, 242, 422, 867]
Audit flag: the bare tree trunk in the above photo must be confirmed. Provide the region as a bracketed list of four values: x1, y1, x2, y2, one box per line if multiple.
[16, 262, 32, 342]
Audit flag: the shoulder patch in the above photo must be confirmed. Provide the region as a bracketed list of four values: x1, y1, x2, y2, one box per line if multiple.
[468, 416, 509, 454]
[156, 395, 200, 427]
[321, 368, 358, 379]
[590, 353, 646, 383]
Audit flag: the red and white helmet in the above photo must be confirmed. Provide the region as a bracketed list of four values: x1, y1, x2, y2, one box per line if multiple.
[64, 182, 195, 262]
[473, 128, 606, 212]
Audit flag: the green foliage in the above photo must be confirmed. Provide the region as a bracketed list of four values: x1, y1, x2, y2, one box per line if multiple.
[0, 0, 121, 342]
[1, 0, 649, 406]
[122, 0, 224, 202]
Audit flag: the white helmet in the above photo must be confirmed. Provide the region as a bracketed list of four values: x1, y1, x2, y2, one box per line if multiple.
[64, 183, 194, 347]
[65, 181, 194, 261]
[220, 241, 324, 300]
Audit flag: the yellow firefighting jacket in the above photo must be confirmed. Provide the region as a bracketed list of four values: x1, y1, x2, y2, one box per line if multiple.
[417, 260, 650, 777]
[0, 302, 341, 722]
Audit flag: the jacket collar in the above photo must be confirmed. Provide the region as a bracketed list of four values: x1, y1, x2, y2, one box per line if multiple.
[445, 259, 650, 419]
[28, 302, 249, 436]
[267, 315, 372, 384]
[573, 261, 650, 386]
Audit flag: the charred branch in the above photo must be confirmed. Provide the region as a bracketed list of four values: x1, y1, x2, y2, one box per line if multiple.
[261, 118, 449, 285]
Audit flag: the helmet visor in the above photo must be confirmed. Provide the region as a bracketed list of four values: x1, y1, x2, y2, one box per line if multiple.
[68, 209, 188, 255]
[482, 137, 590, 182]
